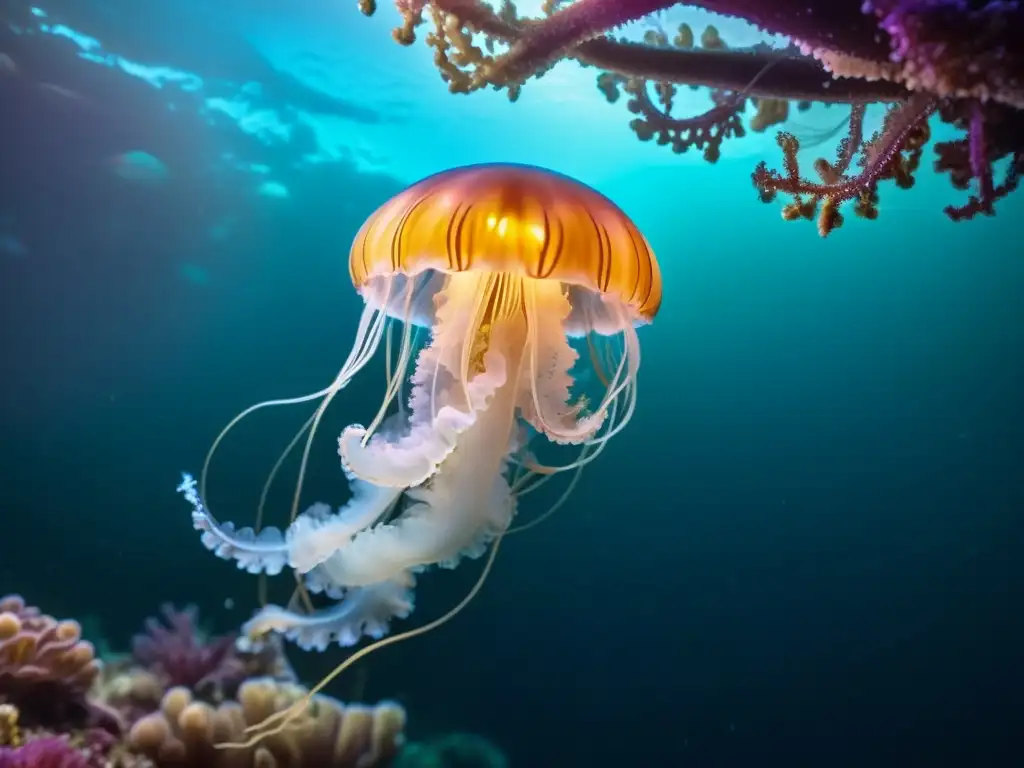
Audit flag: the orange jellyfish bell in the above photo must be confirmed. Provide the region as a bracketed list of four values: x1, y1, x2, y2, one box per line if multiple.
[184, 163, 663, 692]
[349, 163, 661, 335]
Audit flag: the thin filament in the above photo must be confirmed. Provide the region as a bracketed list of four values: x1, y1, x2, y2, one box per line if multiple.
[219, 535, 505, 749]
[200, 299, 386, 504]
[288, 307, 389, 522]
[507, 454, 587, 535]
[363, 299, 417, 444]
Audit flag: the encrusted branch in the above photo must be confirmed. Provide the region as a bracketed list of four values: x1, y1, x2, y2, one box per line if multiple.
[752, 95, 936, 236]
[596, 23, 789, 162]
[359, 0, 1024, 236]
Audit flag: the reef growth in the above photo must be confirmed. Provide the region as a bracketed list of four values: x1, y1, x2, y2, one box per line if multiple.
[0, 595, 407, 768]
[360, 0, 1024, 236]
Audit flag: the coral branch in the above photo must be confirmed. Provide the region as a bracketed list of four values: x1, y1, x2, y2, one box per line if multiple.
[934, 99, 1024, 221]
[482, 0, 667, 87]
[864, 0, 1024, 109]
[596, 24, 788, 162]
[362, 0, 1024, 233]
[752, 95, 936, 236]
[379, 0, 912, 102]
[943, 102, 1024, 220]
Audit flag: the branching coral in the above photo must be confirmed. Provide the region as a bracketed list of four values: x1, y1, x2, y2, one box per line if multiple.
[751, 94, 936, 235]
[131, 604, 293, 704]
[360, 0, 1024, 236]
[127, 680, 405, 768]
[596, 23, 790, 162]
[131, 605, 238, 699]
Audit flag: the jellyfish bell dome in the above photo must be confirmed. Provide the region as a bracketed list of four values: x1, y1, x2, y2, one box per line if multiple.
[349, 163, 662, 336]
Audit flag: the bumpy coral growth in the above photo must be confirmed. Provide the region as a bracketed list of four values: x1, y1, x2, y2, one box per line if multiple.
[0, 600, 406, 767]
[91, 659, 166, 727]
[751, 95, 935, 235]
[0, 704, 20, 748]
[597, 23, 789, 163]
[0, 595, 101, 726]
[128, 679, 405, 768]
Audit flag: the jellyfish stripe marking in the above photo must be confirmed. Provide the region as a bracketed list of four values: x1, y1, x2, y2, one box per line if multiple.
[639, 231, 654, 309]
[535, 209, 554, 279]
[444, 201, 466, 271]
[587, 210, 609, 295]
[593, 214, 614, 294]
[391, 193, 432, 274]
[512, 191, 527, 274]
[463, 203, 478, 274]
[625, 224, 648, 308]
[453, 203, 476, 272]
[599, 222, 614, 294]
[359, 199, 387, 278]
[360, 221, 371, 283]
[548, 211, 565, 282]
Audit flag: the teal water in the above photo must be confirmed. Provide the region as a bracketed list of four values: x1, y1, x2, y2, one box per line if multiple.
[1, 1, 1022, 766]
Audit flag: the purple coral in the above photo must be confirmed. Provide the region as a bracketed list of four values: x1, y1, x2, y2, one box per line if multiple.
[130, 603, 244, 701]
[0, 737, 89, 768]
[129, 603, 296, 708]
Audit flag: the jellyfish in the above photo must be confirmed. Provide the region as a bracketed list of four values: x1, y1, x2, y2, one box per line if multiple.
[178, 163, 661, 738]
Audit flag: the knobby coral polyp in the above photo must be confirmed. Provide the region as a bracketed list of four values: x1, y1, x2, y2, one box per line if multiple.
[362, 0, 1024, 237]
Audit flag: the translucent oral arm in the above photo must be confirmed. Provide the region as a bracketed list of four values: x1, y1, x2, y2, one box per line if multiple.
[242, 572, 415, 651]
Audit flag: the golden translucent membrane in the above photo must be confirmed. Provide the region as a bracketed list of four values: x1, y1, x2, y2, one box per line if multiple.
[349, 163, 662, 322]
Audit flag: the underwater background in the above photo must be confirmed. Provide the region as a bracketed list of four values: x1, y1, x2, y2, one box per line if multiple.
[1, 0, 1022, 766]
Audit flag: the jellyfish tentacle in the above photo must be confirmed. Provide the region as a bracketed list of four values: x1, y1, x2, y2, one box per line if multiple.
[233, 533, 505, 749]
[286, 481, 403, 574]
[287, 304, 392, 523]
[177, 473, 290, 575]
[242, 572, 416, 651]
[339, 275, 502, 488]
[321, 321, 524, 587]
[303, 565, 346, 599]
[520, 286, 609, 444]
[200, 298, 388, 501]
[581, 320, 641, 447]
